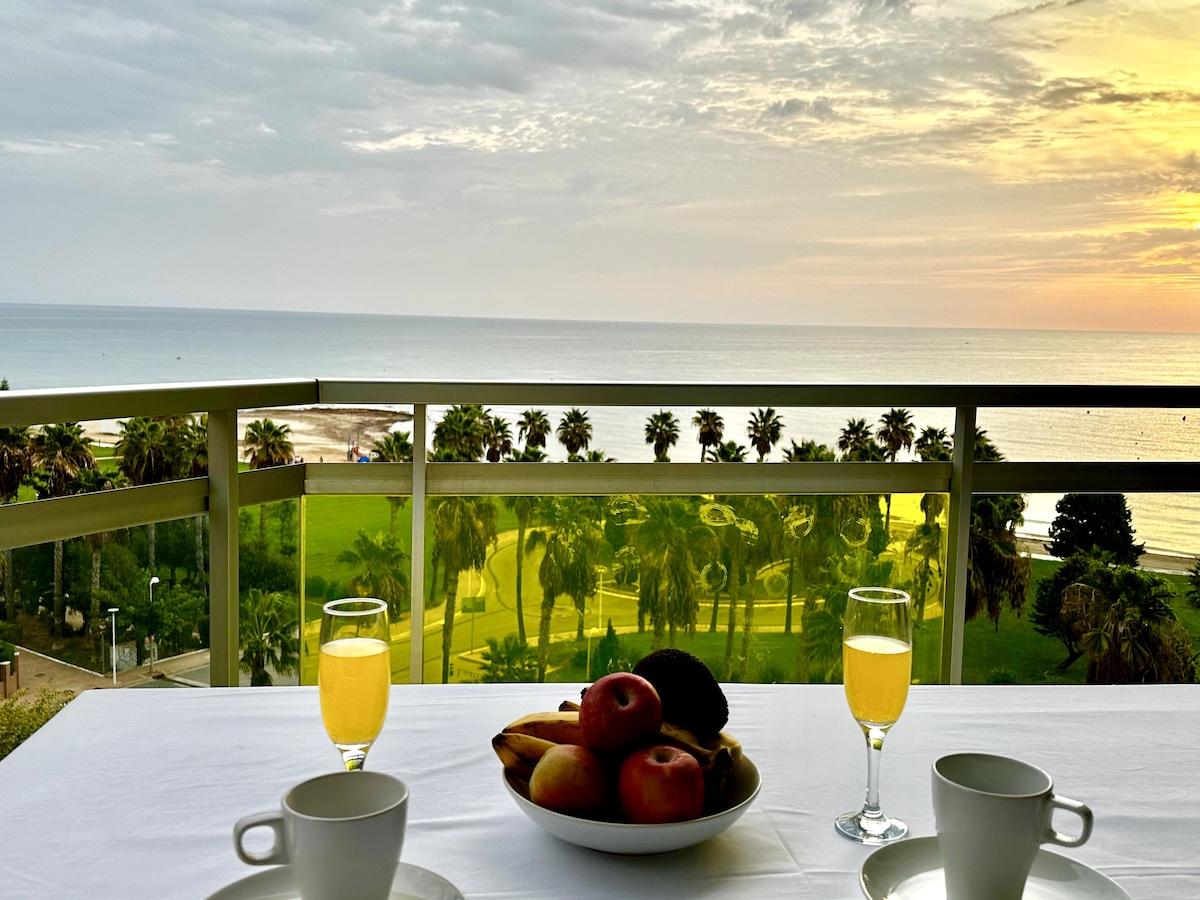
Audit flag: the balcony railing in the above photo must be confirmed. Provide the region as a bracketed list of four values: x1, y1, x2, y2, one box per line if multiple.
[2, 378, 1198, 686]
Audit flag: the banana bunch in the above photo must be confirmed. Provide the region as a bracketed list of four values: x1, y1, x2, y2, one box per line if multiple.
[492, 704, 744, 795]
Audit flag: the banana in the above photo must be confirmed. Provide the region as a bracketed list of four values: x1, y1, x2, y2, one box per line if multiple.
[502, 710, 585, 746]
[558, 699, 581, 712]
[709, 731, 743, 767]
[657, 722, 718, 766]
[491, 732, 557, 780]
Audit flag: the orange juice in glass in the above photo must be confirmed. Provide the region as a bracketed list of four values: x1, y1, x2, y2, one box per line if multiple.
[319, 599, 391, 771]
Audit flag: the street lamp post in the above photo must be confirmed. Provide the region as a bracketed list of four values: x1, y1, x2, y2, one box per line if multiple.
[147, 576, 160, 675]
[108, 607, 119, 686]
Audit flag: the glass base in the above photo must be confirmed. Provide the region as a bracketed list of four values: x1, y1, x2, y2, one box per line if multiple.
[335, 742, 371, 771]
[834, 810, 908, 844]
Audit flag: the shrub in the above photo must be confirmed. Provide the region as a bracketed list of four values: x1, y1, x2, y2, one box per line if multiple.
[0, 685, 74, 761]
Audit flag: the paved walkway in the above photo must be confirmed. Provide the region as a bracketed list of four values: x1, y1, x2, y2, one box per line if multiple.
[8, 647, 212, 696]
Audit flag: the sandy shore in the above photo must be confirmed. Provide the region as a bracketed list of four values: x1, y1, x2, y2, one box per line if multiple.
[84, 406, 413, 464]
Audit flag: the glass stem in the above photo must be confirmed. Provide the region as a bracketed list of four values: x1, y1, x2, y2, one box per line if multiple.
[860, 726, 887, 822]
[339, 745, 368, 771]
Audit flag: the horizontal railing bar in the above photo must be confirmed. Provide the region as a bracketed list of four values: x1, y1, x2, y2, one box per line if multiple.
[421, 461, 950, 496]
[0, 479, 209, 551]
[0, 379, 319, 428]
[973, 461, 1200, 494]
[239, 465, 307, 508]
[318, 379, 1200, 409]
[303, 463, 414, 496]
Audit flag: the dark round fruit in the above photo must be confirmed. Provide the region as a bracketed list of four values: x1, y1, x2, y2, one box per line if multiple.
[632, 649, 728, 741]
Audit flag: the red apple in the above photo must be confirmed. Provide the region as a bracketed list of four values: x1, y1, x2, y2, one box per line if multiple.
[579, 672, 663, 754]
[529, 744, 610, 817]
[618, 745, 706, 824]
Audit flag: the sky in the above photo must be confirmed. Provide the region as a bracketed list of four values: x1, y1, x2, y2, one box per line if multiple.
[1, 0, 1198, 331]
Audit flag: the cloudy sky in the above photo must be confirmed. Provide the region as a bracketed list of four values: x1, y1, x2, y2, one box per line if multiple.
[1, 0, 1198, 330]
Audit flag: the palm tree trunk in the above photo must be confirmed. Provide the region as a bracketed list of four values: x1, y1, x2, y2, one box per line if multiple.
[427, 558, 440, 609]
[195, 515, 206, 591]
[91, 548, 102, 665]
[708, 587, 720, 632]
[784, 552, 796, 633]
[147, 522, 157, 571]
[537, 590, 555, 683]
[387, 498, 400, 537]
[258, 506, 267, 546]
[575, 595, 585, 642]
[795, 611, 811, 682]
[440, 570, 459, 684]
[3, 548, 14, 621]
[52, 539, 64, 649]
[884, 494, 893, 535]
[738, 574, 757, 682]
[723, 569, 740, 680]
[515, 526, 527, 643]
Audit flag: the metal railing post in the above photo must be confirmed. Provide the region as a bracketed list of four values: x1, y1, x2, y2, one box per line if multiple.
[208, 409, 240, 687]
[409, 404, 427, 684]
[941, 406, 976, 685]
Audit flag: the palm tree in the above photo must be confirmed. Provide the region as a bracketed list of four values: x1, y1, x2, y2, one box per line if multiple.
[75, 466, 121, 664]
[432, 496, 497, 683]
[117, 416, 174, 569]
[691, 409, 724, 462]
[372, 430, 414, 536]
[782, 439, 835, 461]
[747, 408, 784, 462]
[239, 588, 300, 686]
[483, 416, 514, 463]
[243, 418, 295, 469]
[30, 423, 95, 648]
[556, 409, 592, 460]
[714, 440, 748, 462]
[877, 408, 915, 533]
[511, 446, 548, 463]
[244, 418, 295, 543]
[503, 496, 539, 643]
[914, 426, 950, 461]
[479, 633, 537, 683]
[965, 432, 1031, 628]
[633, 499, 703, 649]
[177, 415, 209, 589]
[527, 524, 568, 683]
[517, 409, 552, 452]
[335, 530, 411, 621]
[0, 415, 32, 623]
[644, 411, 680, 463]
[584, 449, 614, 462]
[432, 405, 486, 461]
[837, 418, 878, 460]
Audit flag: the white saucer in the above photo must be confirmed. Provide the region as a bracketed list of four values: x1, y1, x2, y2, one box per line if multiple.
[206, 861, 465, 900]
[860, 836, 1130, 900]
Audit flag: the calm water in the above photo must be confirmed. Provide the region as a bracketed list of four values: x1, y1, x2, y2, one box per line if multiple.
[2, 302, 1198, 554]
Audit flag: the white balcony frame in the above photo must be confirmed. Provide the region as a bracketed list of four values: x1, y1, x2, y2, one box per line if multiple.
[2, 379, 1198, 686]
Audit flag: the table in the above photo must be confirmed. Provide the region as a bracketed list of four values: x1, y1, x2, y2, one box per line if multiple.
[1, 684, 1197, 899]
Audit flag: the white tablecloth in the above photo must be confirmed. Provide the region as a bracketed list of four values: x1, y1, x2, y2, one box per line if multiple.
[1, 684, 1197, 899]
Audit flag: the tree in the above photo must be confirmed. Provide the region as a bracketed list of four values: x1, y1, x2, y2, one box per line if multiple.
[714, 440, 747, 462]
[837, 418, 882, 461]
[1187, 558, 1200, 610]
[479, 633, 537, 683]
[239, 588, 299, 686]
[584, 449, 614, 462]
[1039, 557, 1195, 683]
[432, 496, 497, 683]
[527, 521, 568, 683]
[75, 467, 121, 664]
[633, 499, 703, 649]
[243, 418, 295, 544]
[483, 416, 514, 463]
[782, 439, 835, 462]
[644, 411, 680, 463]
[556, 409, 592, 460]
[335, 530, 410, 620]
[746, 408, 783, 462]
[372, 430, 414, 536]
[502, 495, 539, 643]
[914, 426, 950, 461]
[117, 416, 174, 569]
[692, 409, 724, 462]
[1046, 494, 1143, 567]
[0, 412, 32, 623]
[177, 415, 209, 591]
[517, 409, 552, 452]
[30, 423, 94, 648]
[877, 408, 915, 533]
[432, 405, 486, 462]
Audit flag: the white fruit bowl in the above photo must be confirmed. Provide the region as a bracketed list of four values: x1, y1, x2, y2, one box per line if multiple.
[502, 755, 761, 855]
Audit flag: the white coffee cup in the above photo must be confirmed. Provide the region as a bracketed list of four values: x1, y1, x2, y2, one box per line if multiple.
[932, 753, 1092, 900]
[234, 771, 408, 900]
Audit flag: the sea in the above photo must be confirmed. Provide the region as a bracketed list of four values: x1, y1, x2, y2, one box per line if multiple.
[2, 302, 1198, 558]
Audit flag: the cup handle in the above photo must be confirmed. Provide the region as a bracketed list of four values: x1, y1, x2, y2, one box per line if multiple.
[1043, 795, 1093, 848]
[233, 811, 288, 866]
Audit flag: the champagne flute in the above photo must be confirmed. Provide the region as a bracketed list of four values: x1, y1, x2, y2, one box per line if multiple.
[319, 598, 391, 771]
[835, 586, 913, 844]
